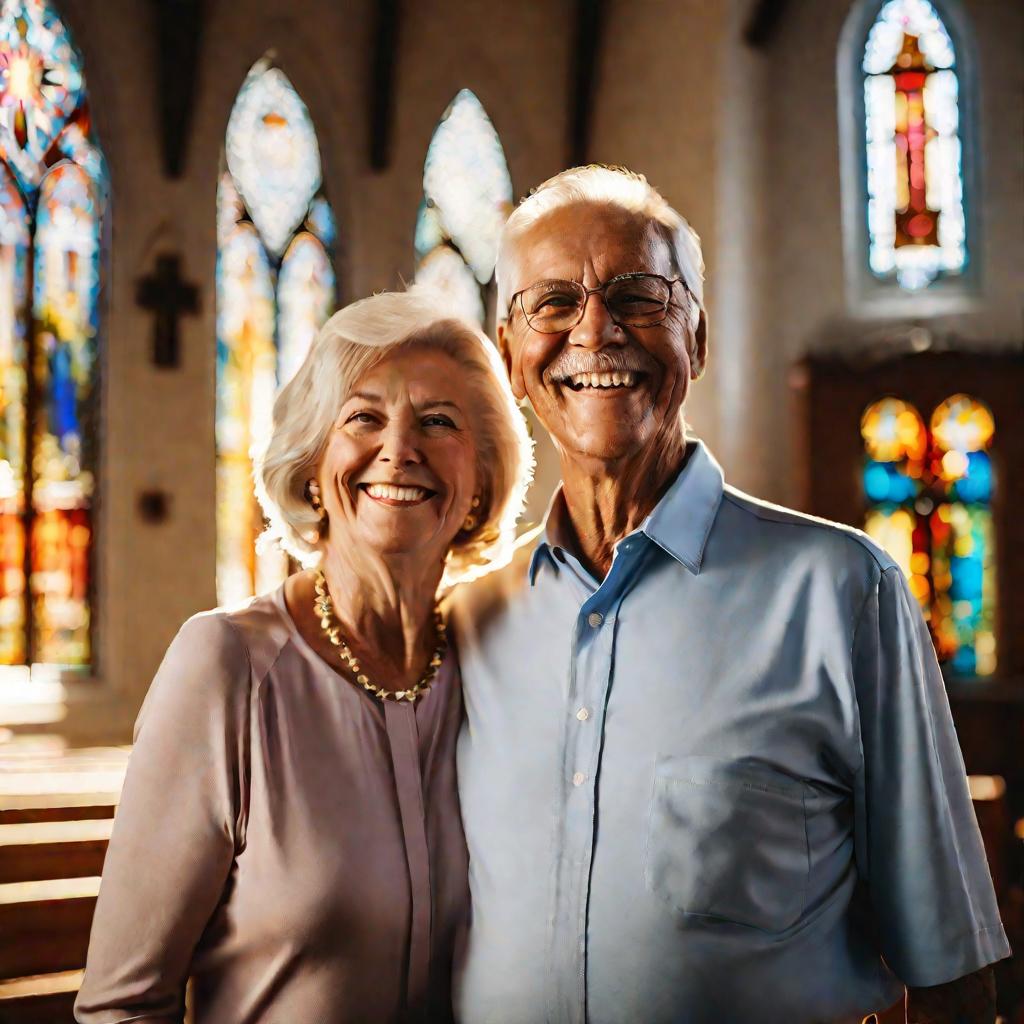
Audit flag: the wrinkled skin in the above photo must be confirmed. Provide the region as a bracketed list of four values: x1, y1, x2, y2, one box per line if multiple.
[498, 201, 706, 579]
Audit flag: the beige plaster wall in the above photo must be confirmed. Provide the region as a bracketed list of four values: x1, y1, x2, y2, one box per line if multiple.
[49, 0, 1022, 740]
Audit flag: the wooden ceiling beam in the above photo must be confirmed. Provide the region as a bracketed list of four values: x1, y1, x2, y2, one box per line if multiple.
[369, 0, 402, 172]
[569, 0, 606, 166]
[743, 0, 790, 48]
[150, 0, 206, 179]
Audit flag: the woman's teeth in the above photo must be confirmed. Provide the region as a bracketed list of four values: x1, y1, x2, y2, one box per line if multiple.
[363, 483, 432, 503]
[567, 370, 637, 390]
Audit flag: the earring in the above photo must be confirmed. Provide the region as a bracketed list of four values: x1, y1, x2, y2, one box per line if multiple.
[306, 479, 328, 523]
[462, 495, 481, 533]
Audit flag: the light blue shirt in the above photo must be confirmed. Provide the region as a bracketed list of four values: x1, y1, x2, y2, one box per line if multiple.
[452, 441, 1009, 1024]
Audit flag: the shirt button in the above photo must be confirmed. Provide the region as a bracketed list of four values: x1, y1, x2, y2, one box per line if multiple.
[587, 612, 604, 628]
[572, 772, 587, 787]
[576, 707, 590, 722]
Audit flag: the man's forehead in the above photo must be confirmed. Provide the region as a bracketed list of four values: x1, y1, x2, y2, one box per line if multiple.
[508, 202, 673, 284]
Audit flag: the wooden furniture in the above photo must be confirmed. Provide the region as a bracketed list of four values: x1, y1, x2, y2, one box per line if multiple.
[794, 350, 1024, 1020]
[0, 745, 124, 1023]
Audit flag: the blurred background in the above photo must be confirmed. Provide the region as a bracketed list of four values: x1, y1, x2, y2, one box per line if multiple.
[0, 0, 1020, 1019]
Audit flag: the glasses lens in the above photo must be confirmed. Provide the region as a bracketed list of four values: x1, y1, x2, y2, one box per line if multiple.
[605, 275, 671, 326]
[522, 281, 585, 332]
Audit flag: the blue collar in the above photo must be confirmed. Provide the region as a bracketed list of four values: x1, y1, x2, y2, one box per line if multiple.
[528, 440, 725, 584]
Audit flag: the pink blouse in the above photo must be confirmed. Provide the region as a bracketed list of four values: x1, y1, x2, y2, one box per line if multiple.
[76, 587, 468, 1024]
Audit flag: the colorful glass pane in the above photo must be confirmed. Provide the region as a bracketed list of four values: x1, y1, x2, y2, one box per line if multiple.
[860, 399, 926, 559]
[861, 392, 997, 677]
[0, 0, 85, 196]
[929, 393, 994, 454]
[0, 2, 102, 671]
[862, 0, 965, 290]
[928, 394, 996, 676]
[225, 60, 322, 257]
[421, 89, 513, 284]
[414, 199, 446, 265]
[306, 195, 336, 250]
[215, 221, 276, 606]
[0, 160, 27, 663]
[30, 161, 99, 665]
[860, 396, 927, 462]
[278, 231, 334, 389]
[218, 61, 337, 606]
[930, 503, 995, 676]
[415, 243, 485, 326]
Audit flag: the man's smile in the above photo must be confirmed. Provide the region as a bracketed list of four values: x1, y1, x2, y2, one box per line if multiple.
[557, 369, 646, 392]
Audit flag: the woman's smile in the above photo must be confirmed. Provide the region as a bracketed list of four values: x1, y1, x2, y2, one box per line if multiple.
[358, 481, 438, 507]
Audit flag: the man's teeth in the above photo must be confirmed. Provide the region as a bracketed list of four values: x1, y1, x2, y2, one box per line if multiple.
[364, 483, 431, 502]
[567, 371, 637, 389]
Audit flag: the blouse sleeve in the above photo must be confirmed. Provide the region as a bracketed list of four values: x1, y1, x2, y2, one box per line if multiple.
[851, 564, 1010, 988]
[75, 612, 251, 1024]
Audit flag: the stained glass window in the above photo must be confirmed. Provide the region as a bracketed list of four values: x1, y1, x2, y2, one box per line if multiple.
[861, 393, 996, 676]
[862, 0, 966, 290]
[217, 59, 336, 605]
[0, 0, 105, 671]
[414, 89, 513, 325]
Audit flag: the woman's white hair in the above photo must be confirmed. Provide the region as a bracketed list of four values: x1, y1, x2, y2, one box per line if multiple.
[255, 284, 534, 588]
[495, 164, 705, 320]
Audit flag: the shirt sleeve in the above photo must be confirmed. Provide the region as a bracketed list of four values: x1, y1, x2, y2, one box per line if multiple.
[852, 564, 1010, 988]
[75, 612, 251, 1024]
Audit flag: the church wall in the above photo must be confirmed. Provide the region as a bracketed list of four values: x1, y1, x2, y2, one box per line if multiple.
[586, 0, 728, 456]
[50, 0, 1022, 741]
[715, 0, 1024, 504]
[55, 0, 589, 740]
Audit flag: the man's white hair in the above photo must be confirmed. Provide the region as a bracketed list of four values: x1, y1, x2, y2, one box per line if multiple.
[255, 284, 534, 588]
[495, 164, 705, 321]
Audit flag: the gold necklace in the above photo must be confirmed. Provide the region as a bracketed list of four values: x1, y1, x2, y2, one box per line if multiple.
[313, 570, 447, 703]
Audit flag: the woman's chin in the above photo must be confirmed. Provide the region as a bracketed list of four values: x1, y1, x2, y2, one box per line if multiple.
[347, 522, 452, 563]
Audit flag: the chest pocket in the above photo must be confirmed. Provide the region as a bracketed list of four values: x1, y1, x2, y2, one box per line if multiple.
[645, 755, 810, 933]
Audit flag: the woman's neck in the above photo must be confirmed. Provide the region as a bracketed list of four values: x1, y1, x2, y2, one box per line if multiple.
[287, 547, 446, 690]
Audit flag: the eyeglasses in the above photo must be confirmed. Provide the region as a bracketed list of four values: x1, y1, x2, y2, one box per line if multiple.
[507, 273, 686, 334]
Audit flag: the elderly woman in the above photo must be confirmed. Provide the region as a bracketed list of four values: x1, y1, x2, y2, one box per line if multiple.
[75, 287, 532, 1024]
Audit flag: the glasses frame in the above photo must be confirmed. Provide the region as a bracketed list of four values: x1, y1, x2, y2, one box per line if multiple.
[506, 272, 689, 334]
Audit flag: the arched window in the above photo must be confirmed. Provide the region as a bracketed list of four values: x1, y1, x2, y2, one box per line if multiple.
[0, 0, 106, 671]
[414, 89, 513, 326]
[217, 58, 336, 605]
[861, 392, 996, 675]
[839, 0, 975, 304]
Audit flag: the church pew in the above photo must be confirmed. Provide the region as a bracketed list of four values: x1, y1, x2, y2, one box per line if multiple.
[0, 820, 111, 884]
[0, 970, 81, 1024]
[0, 877, 98, 979]
[0, 794, 118, 827]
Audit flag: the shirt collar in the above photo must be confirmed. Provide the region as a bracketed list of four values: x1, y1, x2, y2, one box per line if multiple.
[528, 439, 725, 584]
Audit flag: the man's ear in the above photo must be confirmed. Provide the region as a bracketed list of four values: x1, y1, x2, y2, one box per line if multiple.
[497, 322, 527, 401]
[690, 307, 708, 380]
[496, 321, 512, 376]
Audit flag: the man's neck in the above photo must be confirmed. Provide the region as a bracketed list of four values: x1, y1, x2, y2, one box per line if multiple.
[557, 433, 688, 580]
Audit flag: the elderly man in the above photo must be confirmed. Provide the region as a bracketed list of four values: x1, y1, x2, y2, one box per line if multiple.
[451, 165, 1009, 1024]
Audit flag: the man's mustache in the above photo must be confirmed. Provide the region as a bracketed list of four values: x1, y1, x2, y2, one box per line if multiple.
[545, 350, 655, 382]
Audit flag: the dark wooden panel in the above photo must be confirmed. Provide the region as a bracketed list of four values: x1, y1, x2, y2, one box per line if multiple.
[0, 842, 107, 886]
[0, 891, 95, 978]
[793, 351, 1024, 678]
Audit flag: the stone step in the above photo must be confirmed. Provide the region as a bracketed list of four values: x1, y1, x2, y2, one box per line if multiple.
[0, 877, 99, 979]
[0, 969, 82, 1023]
[0, 819, 113, 884]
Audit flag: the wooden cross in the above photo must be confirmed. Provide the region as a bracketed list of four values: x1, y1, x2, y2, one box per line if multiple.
[136, 254, 199, 369]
